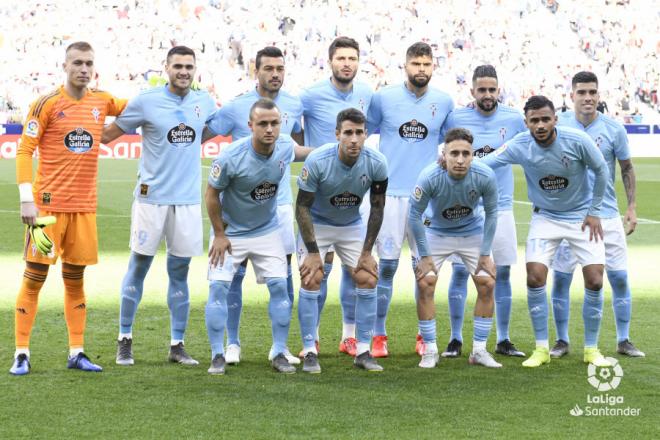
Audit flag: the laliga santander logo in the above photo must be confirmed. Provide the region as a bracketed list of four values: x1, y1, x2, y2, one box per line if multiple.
[587, 357, 623, 391]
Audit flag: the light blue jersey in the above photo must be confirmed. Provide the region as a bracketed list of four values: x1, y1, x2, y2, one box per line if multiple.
[300, 79, 373, 147]
[208, 135, 295, 237]
[368, 83, 454, 197]
[444, 104, 526, 210]
[409, 161, 498, 256]
[206, 88, 303, 205]
[297, 143, 388, 227]
[558, 111, 630, 219]
[481, 126, 608, 222]
[116, 86, 217, 204]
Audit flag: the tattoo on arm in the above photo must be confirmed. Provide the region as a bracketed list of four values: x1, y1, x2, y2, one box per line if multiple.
[295, 190, 318, 253]
[363, 192, 385, 252]
[620, 159, 636, 207]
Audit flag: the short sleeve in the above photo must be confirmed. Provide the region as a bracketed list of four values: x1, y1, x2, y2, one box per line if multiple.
[206, 102, 235, 136]
[208, 153, 232, 190]
[115, 95, 146, 132]
[297, 157, 319, 193]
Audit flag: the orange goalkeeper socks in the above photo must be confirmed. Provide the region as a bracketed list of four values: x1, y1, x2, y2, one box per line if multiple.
[15, 264, 49, 349]
[62, 265, 86, 349]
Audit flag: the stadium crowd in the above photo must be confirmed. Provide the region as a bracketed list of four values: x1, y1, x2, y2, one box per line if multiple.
[0, 0, 658, 124]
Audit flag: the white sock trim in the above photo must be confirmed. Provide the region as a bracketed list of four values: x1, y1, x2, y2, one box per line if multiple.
[472, 340, 487, 352]
[118, 333, 132, 341]
[69, 347, 84, 357]
[341, 323, 356, 340]
[536, 340, 549, 349]
[356, 342, 370, 356]
[171, 339, 184, 346]
[15, 348, 30, 358]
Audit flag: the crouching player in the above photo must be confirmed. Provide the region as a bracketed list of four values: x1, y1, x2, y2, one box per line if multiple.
[295, 108, 388, 373]
[409, 128, 501, 369]
[204, 98, 310, 375]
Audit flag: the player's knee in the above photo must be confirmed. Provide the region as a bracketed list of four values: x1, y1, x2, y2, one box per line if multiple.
[301, 270, 323, 291]
[475, 275, 495, 294]
[417, 277, 437, 300]
[526, 270, 546, 288]
[607, 270, 627, 292]
[496, 265, 510, 281]
[353, 269, 377, 289]
[583, 265, 604, 290]
[324, 252, 334, 264]
[379, 259, 399, 281]
[167, 254, 190, 279]
[452, 263, 470, 282]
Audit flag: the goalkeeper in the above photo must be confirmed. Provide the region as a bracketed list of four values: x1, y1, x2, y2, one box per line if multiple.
[10, 41, 126, 375]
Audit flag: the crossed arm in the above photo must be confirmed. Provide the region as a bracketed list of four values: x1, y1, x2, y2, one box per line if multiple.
[619, 158, 637, 235]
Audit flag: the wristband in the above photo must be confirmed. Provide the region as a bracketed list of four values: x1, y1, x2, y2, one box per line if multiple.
[19, 183, 34, 203]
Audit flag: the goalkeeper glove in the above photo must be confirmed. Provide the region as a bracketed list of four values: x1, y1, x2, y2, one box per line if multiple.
[28, 216, 56, 256]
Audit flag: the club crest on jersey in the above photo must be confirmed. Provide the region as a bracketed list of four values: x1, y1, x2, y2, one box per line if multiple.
[442, 204, 472, 221]
[64, 127, 93, 153]
[300, 167, 309, 182]
[279, 160, 285, 176]
[56, 111, 66, 120]
[539, 175, 569, 193]
[468, 189, 479, 202]
[358, 99, 366, 112]
[330, 191, 361, 209]
[250, 181, 278, 203]
[399, 119, 428, 142]
[360, 174, 368, 187]
[429, 103, 438, 118]
[499, 127, 507, 140]
[91, 107, 100, 123]
[561, 154, 571, 168]
[210, 163, 222, 180]
[413, 185, 423, 201]
[194, 105, 201, 119]
[281, 112, 289, 127]
[474, 145, 494, 158]
[25, 120, 39, 138]
[167, 123, 196, 147]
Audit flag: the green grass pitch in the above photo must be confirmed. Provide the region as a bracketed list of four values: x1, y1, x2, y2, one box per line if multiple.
[0, 158, 659, 438]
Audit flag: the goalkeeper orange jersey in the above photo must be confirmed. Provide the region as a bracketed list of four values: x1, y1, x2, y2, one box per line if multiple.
[16, 86, 126, 212]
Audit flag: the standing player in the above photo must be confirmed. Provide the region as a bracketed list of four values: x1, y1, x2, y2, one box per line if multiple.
[367, 41, 454, 357]
[410, 128, 501, 368]
[204, 98, 311, 375]
[481, 95, 611, 368]
[439, 65, 527, 358]
[549, 71, 644, 358]
[10, 41, 125, 375]
[299, 36, 374, 356]
[204, 46, 303, 366]
[296, 108, 388, 373]
[102, 46, 217, 367]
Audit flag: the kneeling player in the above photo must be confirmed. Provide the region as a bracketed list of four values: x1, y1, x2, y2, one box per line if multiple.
[409, 128, 501, 369]
[204, 98, 310, 375]
[296, 108, 388, 373]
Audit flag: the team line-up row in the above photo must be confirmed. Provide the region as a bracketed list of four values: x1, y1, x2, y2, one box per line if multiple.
[9, 37, 644, 377]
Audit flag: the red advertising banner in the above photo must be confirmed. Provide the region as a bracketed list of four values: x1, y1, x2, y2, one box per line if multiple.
[0, 134, 232, 159]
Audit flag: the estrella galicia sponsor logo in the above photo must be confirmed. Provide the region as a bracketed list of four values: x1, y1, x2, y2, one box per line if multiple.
[473, 145, 495, 158]
[250, 181, 278, 203]
[539, 175, 569, 193]
[64, 127, 93, 153]
[399, 119, 428, 142]
[167, 123, 196, 146]
[442, 204, 472, 221]
[330, 192, 361, 209]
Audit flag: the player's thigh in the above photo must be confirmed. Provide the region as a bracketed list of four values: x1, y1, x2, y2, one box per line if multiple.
[376, 196, 408, 259]
[550, 239, 578, 273]
[330, 224, 364, 269]
[452, 234, 489, 276]
[525, 214, 564, 267]
[295, 226, 334, 269]
[602, 217, 628, 271]
[426, 233, 457, 273]
[563, 221, 605, 268]
[277, 204, 296, 256]
[249, 229, 288, 283]
[24, 210, 68, 265]
[164, 204, 203, 257]
[129, 200, 168, 256]
[60, 212, 98, 266]
[491, 209, 517, 266]
[207, 234, 249, 282]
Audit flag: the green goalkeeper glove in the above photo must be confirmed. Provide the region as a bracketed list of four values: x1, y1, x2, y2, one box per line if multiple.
[28, 216, 56, 255]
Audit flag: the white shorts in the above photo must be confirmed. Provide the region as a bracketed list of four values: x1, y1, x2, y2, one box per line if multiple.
[129, 200, 203, 257]
[423, 233, 489, 277]
[296, 224, 365, 269]
[449, 209, 517, 266]
[277, 204, 295, 255]
[376, 195, 416, 259]
[208, 229, 287, 283]
[551, 217, 628, 272]
[525, 214, 605, 267]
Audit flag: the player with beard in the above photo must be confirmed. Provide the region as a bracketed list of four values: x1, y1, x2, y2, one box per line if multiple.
[481, 95, 611, 368]
[438, 65, 527, 359]
[366, 42, 454, 357]
[299, 37, 374, 357]
[549, 71, 644, 358]
[102, 46, 217, 367]
[203, 46, 303, 366]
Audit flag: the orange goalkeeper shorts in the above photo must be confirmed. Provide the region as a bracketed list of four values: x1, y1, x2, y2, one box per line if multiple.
[24, 211, 98, 266]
